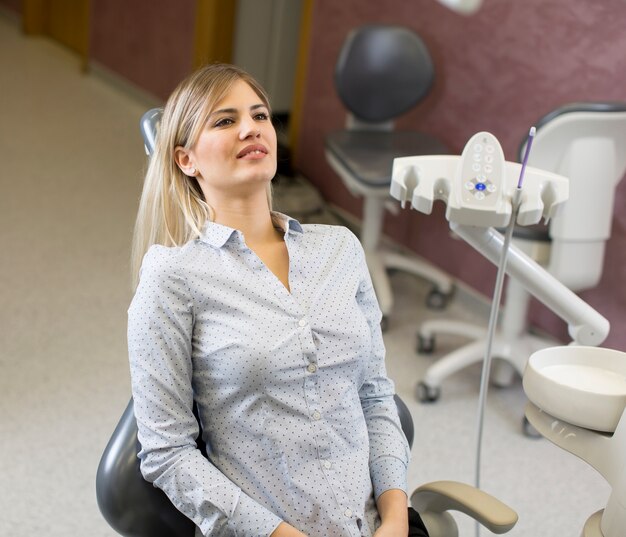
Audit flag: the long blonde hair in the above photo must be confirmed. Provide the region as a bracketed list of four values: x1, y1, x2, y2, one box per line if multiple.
[131, 63, 273, 287]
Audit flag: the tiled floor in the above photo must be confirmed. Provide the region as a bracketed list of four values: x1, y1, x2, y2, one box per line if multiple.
[0, 14, 610, 537]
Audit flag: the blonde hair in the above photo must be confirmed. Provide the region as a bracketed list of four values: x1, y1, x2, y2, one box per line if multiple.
[131, 63, 273, 287]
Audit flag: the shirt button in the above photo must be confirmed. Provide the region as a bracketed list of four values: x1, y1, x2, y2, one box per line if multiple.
[312, 410, 321, 420]
[323, 460, 332, 469]
[307, 363, 317, 373]
[344, 508, 352, 518]
[298, 319, 307, 327]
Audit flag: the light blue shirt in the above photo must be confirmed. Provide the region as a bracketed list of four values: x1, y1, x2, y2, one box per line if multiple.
[128, 213, 410, 537]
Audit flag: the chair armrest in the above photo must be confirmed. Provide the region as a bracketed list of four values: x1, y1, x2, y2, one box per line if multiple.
[410, 480, 518, 535]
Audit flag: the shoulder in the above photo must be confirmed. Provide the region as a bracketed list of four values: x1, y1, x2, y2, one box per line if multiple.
[301, 223, 364, 257]
[138, 241, 199, 285]
[130, 244, 199, 314]
[301, 223, 359, 245]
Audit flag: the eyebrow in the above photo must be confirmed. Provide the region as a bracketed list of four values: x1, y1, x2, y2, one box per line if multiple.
[210, 103, 267, 117]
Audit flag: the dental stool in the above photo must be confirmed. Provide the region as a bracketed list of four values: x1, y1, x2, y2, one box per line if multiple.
[96, 395, 518, 537]
[325, 24, 454, 329]
[415, 103, 626, 405]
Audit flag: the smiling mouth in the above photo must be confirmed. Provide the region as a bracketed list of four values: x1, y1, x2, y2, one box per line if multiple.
[237, 145, 268, 158]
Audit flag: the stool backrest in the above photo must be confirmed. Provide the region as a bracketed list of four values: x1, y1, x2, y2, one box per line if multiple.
[335, 24, 435, 124]
[520, 103, 626, 289]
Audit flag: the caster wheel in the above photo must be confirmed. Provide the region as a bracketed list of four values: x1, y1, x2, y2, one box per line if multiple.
[417, 334, 435, 354]
[416, 381, 441, 403]
[380, 316, 389, 333]
[426, 288, 448, 310]
[522, 416, 542, 439]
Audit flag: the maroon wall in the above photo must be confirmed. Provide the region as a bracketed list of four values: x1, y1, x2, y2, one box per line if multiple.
[0, 0, 20, 15]
[296, 0, 626, 350]
[90, 0, 196, 101]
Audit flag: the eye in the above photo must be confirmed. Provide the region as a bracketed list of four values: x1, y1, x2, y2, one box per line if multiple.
[214, 117, 234, 128]
[254, 112, 269, 121]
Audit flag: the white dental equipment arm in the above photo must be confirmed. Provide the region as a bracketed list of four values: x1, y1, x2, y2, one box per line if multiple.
[451, 226, 609, 345]
[390, 131, 610, 346]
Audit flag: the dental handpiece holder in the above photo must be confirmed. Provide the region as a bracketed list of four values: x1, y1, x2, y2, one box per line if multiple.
[390, 131, 609, 346]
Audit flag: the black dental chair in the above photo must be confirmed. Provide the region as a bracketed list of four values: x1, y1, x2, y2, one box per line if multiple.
[94, 109, 518, 537]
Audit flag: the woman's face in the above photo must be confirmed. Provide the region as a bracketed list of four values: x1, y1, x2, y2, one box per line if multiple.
[177, 79, 277, 203]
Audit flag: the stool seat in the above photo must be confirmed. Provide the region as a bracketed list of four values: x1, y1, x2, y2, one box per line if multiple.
[326, 130, 448, 187]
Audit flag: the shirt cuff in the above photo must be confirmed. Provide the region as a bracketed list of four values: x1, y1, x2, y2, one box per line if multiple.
[227, 491, 284, 537]
[370, 456, 408, 499]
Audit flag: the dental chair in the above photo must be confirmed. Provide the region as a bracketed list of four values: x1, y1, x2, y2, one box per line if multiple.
[414, 103, 626, 406]
[94, 109, 518, 537]
[325, 24, 454, 329]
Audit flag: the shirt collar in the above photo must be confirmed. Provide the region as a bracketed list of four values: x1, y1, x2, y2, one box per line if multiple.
[200, 212, 303, 249]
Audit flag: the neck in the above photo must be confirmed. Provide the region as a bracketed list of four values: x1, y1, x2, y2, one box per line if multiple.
[212, 200, 281, 246]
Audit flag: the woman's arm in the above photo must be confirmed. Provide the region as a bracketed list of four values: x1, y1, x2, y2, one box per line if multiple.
[373, 489, 409, 537]
[129, 247, 283, 536]
[350, 233, 411, 506]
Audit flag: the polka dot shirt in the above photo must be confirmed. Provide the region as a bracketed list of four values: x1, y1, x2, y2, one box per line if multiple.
[128, 213, 410, 537]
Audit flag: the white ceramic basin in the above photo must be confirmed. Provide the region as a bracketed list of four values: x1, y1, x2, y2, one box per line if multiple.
[523, 346, 626, 433]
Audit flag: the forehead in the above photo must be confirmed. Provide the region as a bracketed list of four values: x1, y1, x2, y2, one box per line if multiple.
[212, 79, 266, 111]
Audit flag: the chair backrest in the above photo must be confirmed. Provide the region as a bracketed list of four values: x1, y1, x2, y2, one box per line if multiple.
[96, 395, 414, 537]
[95, 400, 197, 537]
[519, 102, 626, 290]
[334, 24, 434, 124]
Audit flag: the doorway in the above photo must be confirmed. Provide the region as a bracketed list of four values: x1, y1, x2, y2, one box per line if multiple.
[22, 0, 90, 70]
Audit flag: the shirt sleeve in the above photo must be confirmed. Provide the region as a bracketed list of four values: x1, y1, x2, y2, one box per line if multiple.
[128, 246, 283, 537]
[350, 234, 411, 499]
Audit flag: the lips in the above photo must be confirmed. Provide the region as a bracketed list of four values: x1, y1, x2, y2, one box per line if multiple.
[236, 144, 268, 158]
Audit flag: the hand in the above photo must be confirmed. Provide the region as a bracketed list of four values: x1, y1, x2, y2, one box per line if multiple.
[270, 522, 308, 537]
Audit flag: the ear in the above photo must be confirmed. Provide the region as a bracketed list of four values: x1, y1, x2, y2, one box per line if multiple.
[174, 146, 196, 176]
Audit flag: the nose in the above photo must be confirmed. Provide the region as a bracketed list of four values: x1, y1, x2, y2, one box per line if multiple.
[239, 117, 261, 140]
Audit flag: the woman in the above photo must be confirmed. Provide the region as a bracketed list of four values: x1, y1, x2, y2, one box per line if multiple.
[128, 63, 423, 537]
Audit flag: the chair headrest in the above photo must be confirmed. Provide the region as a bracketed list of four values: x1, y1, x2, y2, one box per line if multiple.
[140, 108, 164, 156]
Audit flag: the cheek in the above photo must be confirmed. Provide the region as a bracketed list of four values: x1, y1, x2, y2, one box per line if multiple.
[195, 139, 229, 168]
